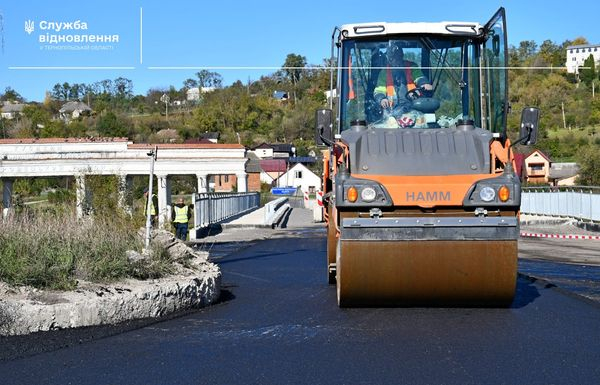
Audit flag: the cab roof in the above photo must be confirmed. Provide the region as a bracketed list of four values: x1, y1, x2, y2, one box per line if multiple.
[338, 22, 484, 40]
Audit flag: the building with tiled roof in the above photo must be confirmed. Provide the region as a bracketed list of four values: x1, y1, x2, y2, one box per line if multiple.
[524, 149, 552, 184]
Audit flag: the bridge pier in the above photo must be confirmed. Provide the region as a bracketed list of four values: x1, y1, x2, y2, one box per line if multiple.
[117, 174, 133, 216]
[236, 172, 248, 193]
[2, 178, 14, 219]
[196, 174, 208, 193]
[156, 174, 172, 229]
[75, 175, 92, 219]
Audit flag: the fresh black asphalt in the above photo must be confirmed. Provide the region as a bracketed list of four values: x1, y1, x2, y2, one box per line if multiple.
[1, 228, 600, 384]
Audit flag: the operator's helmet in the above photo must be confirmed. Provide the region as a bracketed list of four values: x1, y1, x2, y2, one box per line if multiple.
[387, 40, 404, 62]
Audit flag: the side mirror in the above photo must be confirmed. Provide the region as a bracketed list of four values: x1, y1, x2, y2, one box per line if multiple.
[315, 109, 333, 146]
[519, 107, 539, 146]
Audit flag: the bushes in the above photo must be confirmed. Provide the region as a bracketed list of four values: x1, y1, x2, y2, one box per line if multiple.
[47, 188, 75, 204]
[0, 212, 171, 290]
[576, 145, 600, 186]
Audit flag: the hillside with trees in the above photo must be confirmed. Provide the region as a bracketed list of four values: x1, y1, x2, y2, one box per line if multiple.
[2, 37, 600, 167]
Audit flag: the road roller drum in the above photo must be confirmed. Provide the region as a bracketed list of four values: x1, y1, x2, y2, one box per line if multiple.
[336, 239, 517, 307]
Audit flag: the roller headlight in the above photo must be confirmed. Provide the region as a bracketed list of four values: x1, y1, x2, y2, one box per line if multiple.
[361, 187, 377, 202]
[479, 186, 496, 202]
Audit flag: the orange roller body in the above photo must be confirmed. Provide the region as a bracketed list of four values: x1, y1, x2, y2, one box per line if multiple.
[319, 8, 537, 308]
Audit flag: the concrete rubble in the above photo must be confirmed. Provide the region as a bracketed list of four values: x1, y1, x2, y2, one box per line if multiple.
[0, 229, 221, 336]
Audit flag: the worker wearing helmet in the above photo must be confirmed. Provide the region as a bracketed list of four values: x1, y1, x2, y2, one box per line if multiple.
[374, 41, 433, 115]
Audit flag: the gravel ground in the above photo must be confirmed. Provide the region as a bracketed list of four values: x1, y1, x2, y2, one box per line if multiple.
[521, 222, 600, 236]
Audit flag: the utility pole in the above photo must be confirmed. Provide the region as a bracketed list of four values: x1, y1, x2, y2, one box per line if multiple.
[561, 102, 567, 130]
[144, 146, 158, 249]
[160, 93, 169, 121]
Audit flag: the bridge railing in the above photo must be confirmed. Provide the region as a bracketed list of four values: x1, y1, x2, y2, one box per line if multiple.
[192, 192, 260, 231]
[521, 186, 600, 222]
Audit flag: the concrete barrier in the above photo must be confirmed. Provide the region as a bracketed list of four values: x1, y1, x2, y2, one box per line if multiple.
[0, 258, 220, 336]
[264, 197, 290, 228]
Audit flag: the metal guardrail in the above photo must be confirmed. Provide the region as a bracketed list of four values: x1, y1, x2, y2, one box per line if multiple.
[264, 197, 289, 227]
[521, 186, 600, 222]
[193, 192, 260, 229]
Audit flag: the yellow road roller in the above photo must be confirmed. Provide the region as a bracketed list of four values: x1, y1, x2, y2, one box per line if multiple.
[316, 8, 539, 307]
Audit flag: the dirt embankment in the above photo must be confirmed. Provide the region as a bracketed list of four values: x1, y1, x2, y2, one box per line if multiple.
[0, 230, 221, 336]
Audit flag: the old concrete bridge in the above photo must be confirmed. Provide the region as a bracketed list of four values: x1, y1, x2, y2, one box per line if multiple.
[0, 138, 248, 228]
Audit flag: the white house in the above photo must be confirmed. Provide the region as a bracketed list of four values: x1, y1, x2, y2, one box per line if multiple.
[59, 101, 92, 121]
[259, 158, 286, 185]
[566, 44, 600, 74]
[186, 88, 200, 101]
[186, 87, 216, 102]
[249, 143, 274, 159]
[275, 163, 321, 193]
[1, 103, 25, 119]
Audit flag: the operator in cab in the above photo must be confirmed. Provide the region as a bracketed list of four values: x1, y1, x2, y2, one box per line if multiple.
[373, 41, 433, 127]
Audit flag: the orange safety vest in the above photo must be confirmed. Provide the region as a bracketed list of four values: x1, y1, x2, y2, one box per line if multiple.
[386, 61, 416, 99]
[348, 59, 417, 102]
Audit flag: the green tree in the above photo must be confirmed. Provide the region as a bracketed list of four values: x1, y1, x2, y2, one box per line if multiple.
[113, 77, 133, 100]
[182, 78, 198, 90]
[576, 145, 600, 185]
[590, 98, 600, 125]
[21, 104, 52, 137]
[538, 40, 563, 67]
[40, 120, 68, 138]
[96, 112, 129, 137]
[0, 87, 24, 102]
[517, 40, 538, 62]
[283, 53, 307, 103]
[580, 54, 596, 84]
[68, 83, 83, 101]
[195, 70, 223, 88]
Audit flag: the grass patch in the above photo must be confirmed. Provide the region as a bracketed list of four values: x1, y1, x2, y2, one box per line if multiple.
[0, 212, 173, 290]
[129, 243, 175, 280]
[546, 126, 597, 140]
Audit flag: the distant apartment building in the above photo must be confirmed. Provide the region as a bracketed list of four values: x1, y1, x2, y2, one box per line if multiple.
[566, 44, 600, 73]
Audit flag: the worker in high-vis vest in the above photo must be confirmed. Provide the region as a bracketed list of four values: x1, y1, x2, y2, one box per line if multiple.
[143, 188, 159, 227]
[373, 41, 433, 116]
[171, 197, 192, 241]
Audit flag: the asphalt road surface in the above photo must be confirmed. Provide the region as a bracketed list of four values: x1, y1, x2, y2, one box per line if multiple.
[2, 224, 600, 385]
[519, 225, 600, 302]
